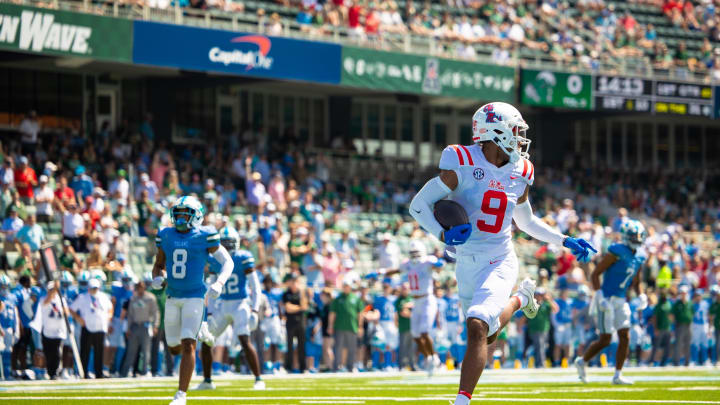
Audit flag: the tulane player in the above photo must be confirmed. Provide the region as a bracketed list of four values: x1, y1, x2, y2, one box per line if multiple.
[152, 196, 234, 405]
[575, 220, 647, 385]
[691, 289, 710, 365]
[197, 226, 264, 391]
[0, 275, 19, 378]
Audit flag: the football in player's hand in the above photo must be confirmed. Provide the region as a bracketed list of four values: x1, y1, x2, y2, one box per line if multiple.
[433, 199, 469, 230]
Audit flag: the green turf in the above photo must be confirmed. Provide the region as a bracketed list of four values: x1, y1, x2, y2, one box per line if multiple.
[0, 368, 719, 404]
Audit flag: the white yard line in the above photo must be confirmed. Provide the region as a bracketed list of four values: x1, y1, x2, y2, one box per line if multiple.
[0, 396, 719, 404]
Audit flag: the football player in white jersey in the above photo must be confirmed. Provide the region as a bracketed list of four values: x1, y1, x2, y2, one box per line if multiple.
[383, 240, 445, 376]
[409, 102, 596, 405]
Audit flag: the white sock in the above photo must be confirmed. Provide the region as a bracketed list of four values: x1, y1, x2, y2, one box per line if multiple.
[454, 393, 471, 405]
[175, 390, 186, 398]
[514, 293, 529, 308]
[614, 370, 622, 379]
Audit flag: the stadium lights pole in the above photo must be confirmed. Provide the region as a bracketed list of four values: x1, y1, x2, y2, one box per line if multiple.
[39, 243, 85, 378]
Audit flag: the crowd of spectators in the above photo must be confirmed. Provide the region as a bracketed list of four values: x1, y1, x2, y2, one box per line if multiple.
[0, 108, 717, 381]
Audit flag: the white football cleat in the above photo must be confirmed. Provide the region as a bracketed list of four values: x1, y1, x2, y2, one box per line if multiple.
[197, 321, 215, 347]
[612, 376, 633, 385]
[517, 277, 539, 319]
[192, 380, 216, 390]
[574, 357, 587, 384]
[169, 390, 187, 405]
[253, 379, 266, 390]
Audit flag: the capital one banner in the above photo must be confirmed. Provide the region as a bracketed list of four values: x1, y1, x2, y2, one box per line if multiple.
[0, 2, 132, 61]
[133, 21, 341, 84]
[521, 69, 592, 110]
[341, 46, 516, 102]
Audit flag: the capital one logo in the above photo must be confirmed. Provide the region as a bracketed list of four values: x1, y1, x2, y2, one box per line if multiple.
[208, 34, 274, 71]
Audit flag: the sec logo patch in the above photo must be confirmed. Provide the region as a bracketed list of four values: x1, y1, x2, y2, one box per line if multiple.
[473, 168, 485, 180]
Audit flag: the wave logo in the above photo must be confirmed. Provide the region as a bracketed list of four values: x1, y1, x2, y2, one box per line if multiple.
[208, 35, 273, 71]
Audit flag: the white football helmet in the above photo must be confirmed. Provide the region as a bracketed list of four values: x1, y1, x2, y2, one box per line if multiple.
[219, 226, 239, 251]
[409, 240, 427, 260]
[171, 195, 204, 231]
[620, 219, 646, 249]
[472, 102, 530, 163]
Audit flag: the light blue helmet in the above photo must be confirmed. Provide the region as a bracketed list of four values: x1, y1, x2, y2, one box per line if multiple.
[620, 219, 646, 249]
[60, 271, 74, 286]
[0, 274, 11, 288]
[91, 269, 107, 283]
[171, 195, 204, 232]
[78, 270, 91, 288]
[219, 226, 239, 251]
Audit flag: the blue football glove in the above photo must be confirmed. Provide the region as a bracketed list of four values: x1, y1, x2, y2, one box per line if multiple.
[563, 237, 597, 263]
[443, 224, 472, 246]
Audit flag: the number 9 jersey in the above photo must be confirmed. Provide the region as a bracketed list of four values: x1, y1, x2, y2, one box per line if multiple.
[439, 143, 534, 258]
[156, 225, 220, 299]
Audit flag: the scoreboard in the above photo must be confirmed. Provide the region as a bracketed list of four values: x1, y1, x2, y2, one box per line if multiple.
[594, 75, 713, 117]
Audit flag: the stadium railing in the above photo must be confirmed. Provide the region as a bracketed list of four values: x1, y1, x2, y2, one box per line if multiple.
[4, 0, 718, 84]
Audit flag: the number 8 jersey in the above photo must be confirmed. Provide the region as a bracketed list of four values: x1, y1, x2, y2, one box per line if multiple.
[156, 225, 220, 299]
[439, 143, 534, 258]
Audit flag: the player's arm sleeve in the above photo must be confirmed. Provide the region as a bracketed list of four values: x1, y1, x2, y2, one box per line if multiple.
[409, 176, 452, 239]
[211, 245, 234, 285]
[247, 270, 261, 312]
[205, 229, 220, 248]
[512, 199, 565, 246]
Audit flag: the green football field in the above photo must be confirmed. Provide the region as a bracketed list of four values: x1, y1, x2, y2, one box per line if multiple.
[0, 367, 718, 404]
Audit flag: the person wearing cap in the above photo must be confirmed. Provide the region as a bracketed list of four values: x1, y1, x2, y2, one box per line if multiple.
[109, 169, 130, 203]
[28, 281, 68, 380]
[134, 173, 159, 203]
[13, 156, 37, 204]
[18, 110, 40, 155]
[15, 214, 44, 253]
[70, 166, 93, 202]
[526, 288, 558, 368]
[69, 278, 113, 379]
[690, 289, 711, 365]
[282, 274, 308, 373]
[289, 226, 313, 269]
[321, 244, 342, 289]
[120, 281, 159, 378]
[34, 174, 54, 224]
[245, 156, 266, 214]
[672, 285, 693, 366]
[328, 278, 365, 372]
[62, 201, 87, 253]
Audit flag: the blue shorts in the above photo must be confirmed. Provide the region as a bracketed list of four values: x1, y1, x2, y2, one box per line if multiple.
[305, 341, 322, 358]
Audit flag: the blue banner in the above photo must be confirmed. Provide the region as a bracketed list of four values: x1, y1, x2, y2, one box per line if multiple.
[133, 21, 341, 84]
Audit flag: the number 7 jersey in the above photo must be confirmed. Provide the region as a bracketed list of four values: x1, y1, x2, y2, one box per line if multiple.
[156, 225, 220, 299]
[439, 144, 534, 258]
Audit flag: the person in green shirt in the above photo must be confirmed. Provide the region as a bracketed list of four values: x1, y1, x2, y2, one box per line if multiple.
[288, 227, 312, 266]
[709, 288, 720, 366]
[328, 280, 364, 371]
[672, 286, 693, 366]
[527, 288, 557, 368]
[148, 277, 173, 377]
[394, 283, 413, 370]
[652, 290, 673, 366]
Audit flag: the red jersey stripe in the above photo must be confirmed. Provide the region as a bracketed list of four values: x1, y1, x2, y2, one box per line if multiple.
[528, 162, 534, 180]
[459, 145, 474, 166]
[451, 145, 465, 165]
[521, 159, 528, 177]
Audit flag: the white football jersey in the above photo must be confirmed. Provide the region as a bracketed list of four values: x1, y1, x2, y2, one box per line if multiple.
[439, 144, 534, 257]
[400, 255, 439, 296]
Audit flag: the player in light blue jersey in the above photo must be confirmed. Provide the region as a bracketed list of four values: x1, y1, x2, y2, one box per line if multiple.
[59, 271, 79, 379]
[107, 269, 134, 375]
[151, 196, 234, 405]
[691, 290, 711, 365]
[0, 275, 19, 379]
[553, 288, 573, 366]
[571, 286, 591, 356]
[575, 219, 647, 385]
[197, 227, 264, 391]
[371, 280, 398, 370]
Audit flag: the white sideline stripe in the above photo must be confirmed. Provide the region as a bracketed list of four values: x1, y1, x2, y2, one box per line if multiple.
[300, 402, 365, 404]
[1, 397, 720, 404]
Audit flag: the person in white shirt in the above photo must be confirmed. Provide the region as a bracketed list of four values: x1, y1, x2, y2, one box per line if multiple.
[69, 278, 113, 379]
[109, 169, 130, 203]
[375, 233, 400, 272]
[62, 203, 87, 253]
[29, 281, 68, 380]
[18, 110, 41, 155]
[34, 175, 54, 224]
